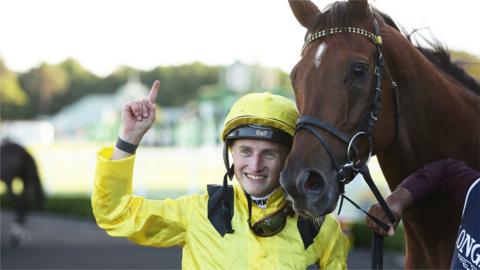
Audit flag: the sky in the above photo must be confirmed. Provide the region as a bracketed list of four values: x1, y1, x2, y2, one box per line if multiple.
[1, 0, 479, 77]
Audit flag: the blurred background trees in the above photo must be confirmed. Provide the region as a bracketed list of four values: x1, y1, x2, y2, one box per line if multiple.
[0, 51, 478, 121]
[0, 59, 29, 119]
[1, 58, 289, 120]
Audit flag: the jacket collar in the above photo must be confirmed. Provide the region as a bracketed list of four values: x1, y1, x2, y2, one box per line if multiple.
[234, 185, 286, 219]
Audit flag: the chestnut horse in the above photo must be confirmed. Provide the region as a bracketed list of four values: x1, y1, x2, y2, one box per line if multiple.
[280, 0, 480, 269]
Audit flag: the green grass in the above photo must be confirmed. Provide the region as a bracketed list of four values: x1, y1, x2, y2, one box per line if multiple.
[8, 142, 226, 195]
[1, 194, 93, 218]
[350, 222, 405, 252]
[0, 191, 185, 219]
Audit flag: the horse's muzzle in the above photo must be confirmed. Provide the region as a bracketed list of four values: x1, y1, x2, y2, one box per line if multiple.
[281, 168, 339, 218]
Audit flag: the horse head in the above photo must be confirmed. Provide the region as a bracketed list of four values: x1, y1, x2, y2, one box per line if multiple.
[280, 0, 398, 218]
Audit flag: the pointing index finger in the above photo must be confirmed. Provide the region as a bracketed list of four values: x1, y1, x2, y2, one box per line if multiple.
[148, 80, 160, 103]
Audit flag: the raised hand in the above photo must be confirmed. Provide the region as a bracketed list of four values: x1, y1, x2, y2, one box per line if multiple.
[119, 80, 160, 145]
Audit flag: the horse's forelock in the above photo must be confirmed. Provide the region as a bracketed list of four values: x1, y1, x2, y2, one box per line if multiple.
[306, 1, 401, 35]
[309, 1, 376, 31]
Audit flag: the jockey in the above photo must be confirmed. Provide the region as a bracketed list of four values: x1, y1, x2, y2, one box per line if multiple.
[92, 80, 349, 269]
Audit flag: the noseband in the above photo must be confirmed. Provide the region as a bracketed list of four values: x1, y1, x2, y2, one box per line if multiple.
[295, 19, 399, 269]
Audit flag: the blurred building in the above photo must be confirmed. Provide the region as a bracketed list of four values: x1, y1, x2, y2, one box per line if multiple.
[50, 76, 149, 142]
[0, 120, 55, 146]
[47, 61, 291, 146]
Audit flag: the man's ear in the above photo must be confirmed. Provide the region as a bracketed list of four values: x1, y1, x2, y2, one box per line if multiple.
[223, 142, 231, 170]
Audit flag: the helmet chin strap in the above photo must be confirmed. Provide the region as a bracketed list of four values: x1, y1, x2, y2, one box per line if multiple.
[222, 142, 235, 233]
[223, 142, 235, 180]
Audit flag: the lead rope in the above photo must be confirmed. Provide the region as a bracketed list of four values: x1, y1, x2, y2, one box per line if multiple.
[336, 167, 395, 228]
[337, 165, 396, 270]
[360, 166, 396, 269]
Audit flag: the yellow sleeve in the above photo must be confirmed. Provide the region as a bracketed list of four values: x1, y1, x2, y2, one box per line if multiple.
[316, 214, 350, 270]
[91, 146, 194, 247]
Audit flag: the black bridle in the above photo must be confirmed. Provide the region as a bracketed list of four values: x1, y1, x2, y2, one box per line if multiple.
[296, 19, 400, 269]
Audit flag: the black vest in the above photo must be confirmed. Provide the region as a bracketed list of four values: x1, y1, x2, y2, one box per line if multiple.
[207, 184, 321, 249]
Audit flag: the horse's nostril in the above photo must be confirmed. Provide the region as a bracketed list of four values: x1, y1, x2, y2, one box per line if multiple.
[303, 170, 324, 192]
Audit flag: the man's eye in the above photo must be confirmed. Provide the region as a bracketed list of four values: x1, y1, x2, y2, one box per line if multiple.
[264, 152, 277, 159]
[240, 150, 251, 156]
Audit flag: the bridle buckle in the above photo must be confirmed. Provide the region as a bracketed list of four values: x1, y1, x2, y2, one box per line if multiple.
[338, 161, 357, 184]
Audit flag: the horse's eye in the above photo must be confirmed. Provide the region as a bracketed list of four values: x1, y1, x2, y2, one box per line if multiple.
[351, 64, 368, 78]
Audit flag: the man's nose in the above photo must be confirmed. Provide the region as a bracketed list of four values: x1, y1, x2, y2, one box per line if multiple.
[249, 155, 263, 172]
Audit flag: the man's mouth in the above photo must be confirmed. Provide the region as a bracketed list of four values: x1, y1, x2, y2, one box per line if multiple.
[245, 173, 267, 181]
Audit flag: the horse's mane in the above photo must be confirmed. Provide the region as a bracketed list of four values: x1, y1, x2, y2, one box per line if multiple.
[414, 44, 480, 95]
[311, 1, 480, 96]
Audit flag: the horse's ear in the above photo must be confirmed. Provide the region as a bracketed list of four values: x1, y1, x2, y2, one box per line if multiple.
[289, 0, 321, 29]
[348, 0, 370, 17]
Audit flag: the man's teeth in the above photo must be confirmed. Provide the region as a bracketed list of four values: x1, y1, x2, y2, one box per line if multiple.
[246, 173, 266, 180]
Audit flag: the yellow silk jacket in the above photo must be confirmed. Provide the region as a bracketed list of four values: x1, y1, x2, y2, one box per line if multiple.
[92, 147, 349, 269]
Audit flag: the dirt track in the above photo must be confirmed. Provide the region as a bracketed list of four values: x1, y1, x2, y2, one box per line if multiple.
[1, 210, 403, 269]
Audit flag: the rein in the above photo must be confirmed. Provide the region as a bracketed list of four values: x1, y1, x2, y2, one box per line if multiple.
[297, 19, 399, 269]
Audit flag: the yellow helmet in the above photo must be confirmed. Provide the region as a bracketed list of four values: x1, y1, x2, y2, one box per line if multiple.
[221, 92, 298, 145]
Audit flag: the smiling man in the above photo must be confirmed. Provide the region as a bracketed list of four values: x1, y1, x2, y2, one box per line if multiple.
[91, 80, 349, 269]
[231, 139, 287, 197]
